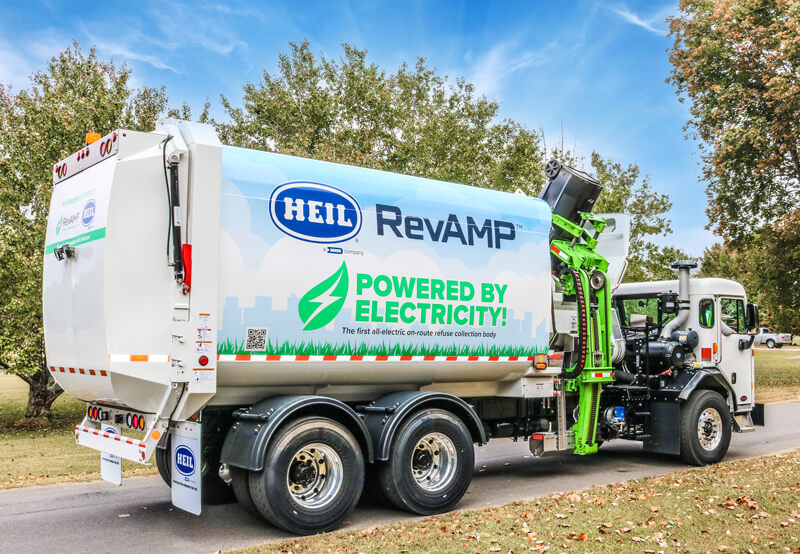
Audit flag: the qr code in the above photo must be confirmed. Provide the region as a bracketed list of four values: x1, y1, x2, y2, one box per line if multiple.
[245, 327, 268, 351]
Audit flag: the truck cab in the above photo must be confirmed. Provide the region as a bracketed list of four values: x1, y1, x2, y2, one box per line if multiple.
[614, 277, 758, 412]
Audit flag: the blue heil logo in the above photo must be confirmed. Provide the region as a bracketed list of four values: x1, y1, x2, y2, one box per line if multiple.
[175, 445, 195, 476]
[269, 181, 362, 243]
[81, 199, 96, 227]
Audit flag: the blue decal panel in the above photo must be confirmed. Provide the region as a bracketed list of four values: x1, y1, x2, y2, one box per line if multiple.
[218, 146, 554, 357]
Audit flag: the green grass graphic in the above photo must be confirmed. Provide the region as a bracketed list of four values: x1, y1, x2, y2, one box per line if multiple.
[218, 338, 547, 357]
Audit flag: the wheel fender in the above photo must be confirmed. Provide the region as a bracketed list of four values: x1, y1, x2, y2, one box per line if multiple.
[360, 391, 487, 462]
[678, 368, 737, 412]
[220, 395, 373, 471]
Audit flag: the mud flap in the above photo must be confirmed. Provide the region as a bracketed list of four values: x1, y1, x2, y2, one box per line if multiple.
[100, 424, 122, 485]
[643, 401, 680, 455]
[752, 403, 765, 426]
[171, 421, 202, 515]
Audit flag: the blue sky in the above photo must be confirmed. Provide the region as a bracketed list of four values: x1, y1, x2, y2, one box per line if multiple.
[0, 0, 715, 255]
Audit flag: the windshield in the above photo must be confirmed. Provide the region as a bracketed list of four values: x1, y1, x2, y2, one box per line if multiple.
[615, 296, 676, 328]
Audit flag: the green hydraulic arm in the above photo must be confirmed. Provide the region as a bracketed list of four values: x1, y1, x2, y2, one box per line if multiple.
[549, 212, 615, 455]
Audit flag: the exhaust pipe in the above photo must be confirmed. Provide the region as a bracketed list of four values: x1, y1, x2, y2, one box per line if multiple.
[660, 260, 697, 339]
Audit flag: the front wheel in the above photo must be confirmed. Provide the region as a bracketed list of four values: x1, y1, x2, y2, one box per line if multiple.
[247, 417, 364, 535]
[680, 390, 731, 466]
[766, 339, 776, 348]
[376, 409, 474, 515]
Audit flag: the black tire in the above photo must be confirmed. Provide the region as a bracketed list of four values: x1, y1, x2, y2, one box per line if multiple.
[680, 390, 732, 466]
[376, 409, 474, 515]
[230, 466, 259, 517]
[766, 339, 775, 348]
[155, 434, 172, 487]
[248, 417, 364, 535]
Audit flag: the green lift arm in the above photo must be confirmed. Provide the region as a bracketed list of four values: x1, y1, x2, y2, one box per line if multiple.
[549, 212, 615, 455]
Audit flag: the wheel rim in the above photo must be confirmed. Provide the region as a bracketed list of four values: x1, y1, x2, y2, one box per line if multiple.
[411, 432, 458, 492]
[697, 407, 723, 451]
[286, 443, 343, 509]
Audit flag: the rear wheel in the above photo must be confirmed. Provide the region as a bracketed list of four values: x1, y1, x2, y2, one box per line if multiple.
[230, 466, 259, 517]
[376, 409, 474, 515]
[155, 434, 172, 487]
[680, 390, 731, 466]
[248, 417, 364, 535]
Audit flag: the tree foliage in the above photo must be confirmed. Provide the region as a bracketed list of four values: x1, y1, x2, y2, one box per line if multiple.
[701, 212, 800, 334]
[0, 43, 167, 419]
[217, 41, 546, 193]
[668, 0, 800, 243]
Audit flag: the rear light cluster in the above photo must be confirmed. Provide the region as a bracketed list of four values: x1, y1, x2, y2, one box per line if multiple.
[55, 163, 67, 178]
[76, 147, 90, 161]
[126, 413, 146, 431]
[99, 134, 117, 156]
[87, 405, 108, 421]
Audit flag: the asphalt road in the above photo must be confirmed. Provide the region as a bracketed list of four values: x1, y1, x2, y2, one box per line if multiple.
[2, 400, 799, 553]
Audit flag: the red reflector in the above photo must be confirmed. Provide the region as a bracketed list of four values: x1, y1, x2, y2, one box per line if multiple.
[181, 244, 192, 291]
[550, 245, 561, 254]
[701, 347, 712, 360]
[532, 434, 544, 440]
[740, 395, 747, 402]
[131, 415, 138, 429]
[99, 142, 105, 156]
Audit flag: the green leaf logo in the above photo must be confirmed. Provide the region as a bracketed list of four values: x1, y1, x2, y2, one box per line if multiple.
[56, 216, 63, 235]
[298, 262, 349, 331]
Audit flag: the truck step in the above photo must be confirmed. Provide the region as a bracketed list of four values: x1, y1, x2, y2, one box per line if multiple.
[734, 413, 756, 433]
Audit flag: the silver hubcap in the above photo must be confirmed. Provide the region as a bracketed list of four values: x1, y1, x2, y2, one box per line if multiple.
[697, 408, 723, 451]
[286, 443, 343, 509]
[411, 432, 457, 492]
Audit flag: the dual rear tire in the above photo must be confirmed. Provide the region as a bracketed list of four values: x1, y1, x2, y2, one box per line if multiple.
[231, 409, 474, 534]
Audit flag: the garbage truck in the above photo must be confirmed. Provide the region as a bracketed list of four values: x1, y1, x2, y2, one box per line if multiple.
[43, 120, 764, 535]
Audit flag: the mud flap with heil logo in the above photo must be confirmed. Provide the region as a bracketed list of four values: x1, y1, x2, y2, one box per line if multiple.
[171, 421, 202, 515]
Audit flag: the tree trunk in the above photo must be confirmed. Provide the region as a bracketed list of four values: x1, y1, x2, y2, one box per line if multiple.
[23, 368, 63, 419]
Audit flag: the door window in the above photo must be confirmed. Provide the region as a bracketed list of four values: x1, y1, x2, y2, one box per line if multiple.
[720, 298, 745, 334]
[699, 299, 714, 328]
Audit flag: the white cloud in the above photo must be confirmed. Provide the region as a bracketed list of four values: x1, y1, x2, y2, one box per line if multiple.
[469, 38, 551, 97]
[610, 4, 676, 36]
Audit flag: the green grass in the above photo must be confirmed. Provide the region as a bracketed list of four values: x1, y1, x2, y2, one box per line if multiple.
[218, 338, 547, 357]
[0, 372, 157, 489]
[239, 449, 800, 553]
[754, 347, 800, 403]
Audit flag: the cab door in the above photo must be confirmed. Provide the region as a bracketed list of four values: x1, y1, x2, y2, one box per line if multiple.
[717, 297, 754, 408]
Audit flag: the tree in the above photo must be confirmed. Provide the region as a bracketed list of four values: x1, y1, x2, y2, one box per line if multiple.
[217, 41, 546, 193]
[668, 0, 800, 243]
[701, 215, 800, 334]
[0, 43, 168, 420]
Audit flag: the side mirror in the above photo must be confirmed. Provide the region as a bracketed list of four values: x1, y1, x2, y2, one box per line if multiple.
[745, 303, 759, 334]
